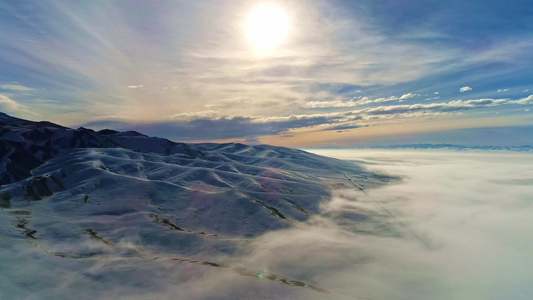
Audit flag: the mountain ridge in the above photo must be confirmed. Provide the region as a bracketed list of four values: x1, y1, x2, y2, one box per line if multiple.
[0, 112, 209, 185]
[1, 112, 391, 238]
[0, 112, 396, 298]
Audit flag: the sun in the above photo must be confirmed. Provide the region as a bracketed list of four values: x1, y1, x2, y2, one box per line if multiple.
[245, 3, 290, 50]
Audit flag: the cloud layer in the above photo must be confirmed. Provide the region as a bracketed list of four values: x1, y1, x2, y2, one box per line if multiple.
[82, 95, 533, 142]
[3, 150, 532, 299]
[0, 94, 33, 116]
[1, 1, 532, 127]
[300, 149, 533, 299]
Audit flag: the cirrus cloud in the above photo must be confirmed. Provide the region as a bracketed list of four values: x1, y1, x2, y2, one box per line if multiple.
[0, 94, 34, 115]
[0, 84, 33, 92]
[80, 95, 533, 141]
[399, 93, 415, 100]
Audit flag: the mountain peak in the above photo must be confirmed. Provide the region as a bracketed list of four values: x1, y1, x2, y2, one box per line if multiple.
[0, 111, 21, 121]
[0, 114, 206, 186]
[0, 114, 389, 239]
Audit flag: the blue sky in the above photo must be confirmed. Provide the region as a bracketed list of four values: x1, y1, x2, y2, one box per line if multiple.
[1, 0, 532, 146]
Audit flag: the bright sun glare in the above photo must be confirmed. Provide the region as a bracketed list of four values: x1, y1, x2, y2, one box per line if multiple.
[245, 3, 289, 50]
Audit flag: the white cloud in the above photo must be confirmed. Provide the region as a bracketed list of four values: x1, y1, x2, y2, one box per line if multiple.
[305, 95, 533, 117]
[0, 0, 473, 124]
[497, 88, 509, 92]
[305, 95, 402, 108]
[297, 150, 533, 300]
[203, 97, 253, 110]
[251, 112, 344, 124]
[171, 110, 220, 121]
[0, 84, 33, 92]
[305, 100, 359, 108]
[434, 92, 439, 95]
[2, 1, 533, 127]
[374, 96, 398, 102]
[349, 98, 510, 117]
[460, 86, 472, 92]
[514, 95, 533, 104]
[0, 94, 33, 115]
[95, 95, 533, 139]
[278, 97, 515, 124]
[399, 93, 415, 100]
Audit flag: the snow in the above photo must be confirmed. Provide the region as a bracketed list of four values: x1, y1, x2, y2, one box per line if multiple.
[1, 113, 391, 299]
[2, 148, 532, 299]
[5, 113, 531, 299]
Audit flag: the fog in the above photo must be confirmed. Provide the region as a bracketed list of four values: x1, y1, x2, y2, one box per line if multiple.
[299, 150, 533, 299]
[219, 150, 533, 299]
[2, 150, 532, 299]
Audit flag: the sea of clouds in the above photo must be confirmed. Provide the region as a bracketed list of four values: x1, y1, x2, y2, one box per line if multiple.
[299, 149, 533, 300]
[1, 150, 532, 300]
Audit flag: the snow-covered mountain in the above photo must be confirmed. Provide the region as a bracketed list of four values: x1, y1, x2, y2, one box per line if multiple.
[0, 112, 394, 298]
[0, 112, 206, 186]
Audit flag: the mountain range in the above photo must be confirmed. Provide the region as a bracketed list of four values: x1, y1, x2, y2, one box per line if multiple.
[0, 112, 396, 298]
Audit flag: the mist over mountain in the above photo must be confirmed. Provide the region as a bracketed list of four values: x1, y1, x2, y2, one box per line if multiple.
[2, 113, 533, 299]
[2, 0, 533, 298]
[1, 111, 394, 233]
[0, 112, 396, 299]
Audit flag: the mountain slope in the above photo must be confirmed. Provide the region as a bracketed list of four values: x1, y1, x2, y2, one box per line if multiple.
[0, 112, 393, 298]
[1, 112, 390, 238]
[0, 112, 205, 185]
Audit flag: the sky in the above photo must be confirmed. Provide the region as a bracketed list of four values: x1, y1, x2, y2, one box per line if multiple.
[1, 0, 532, 147]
